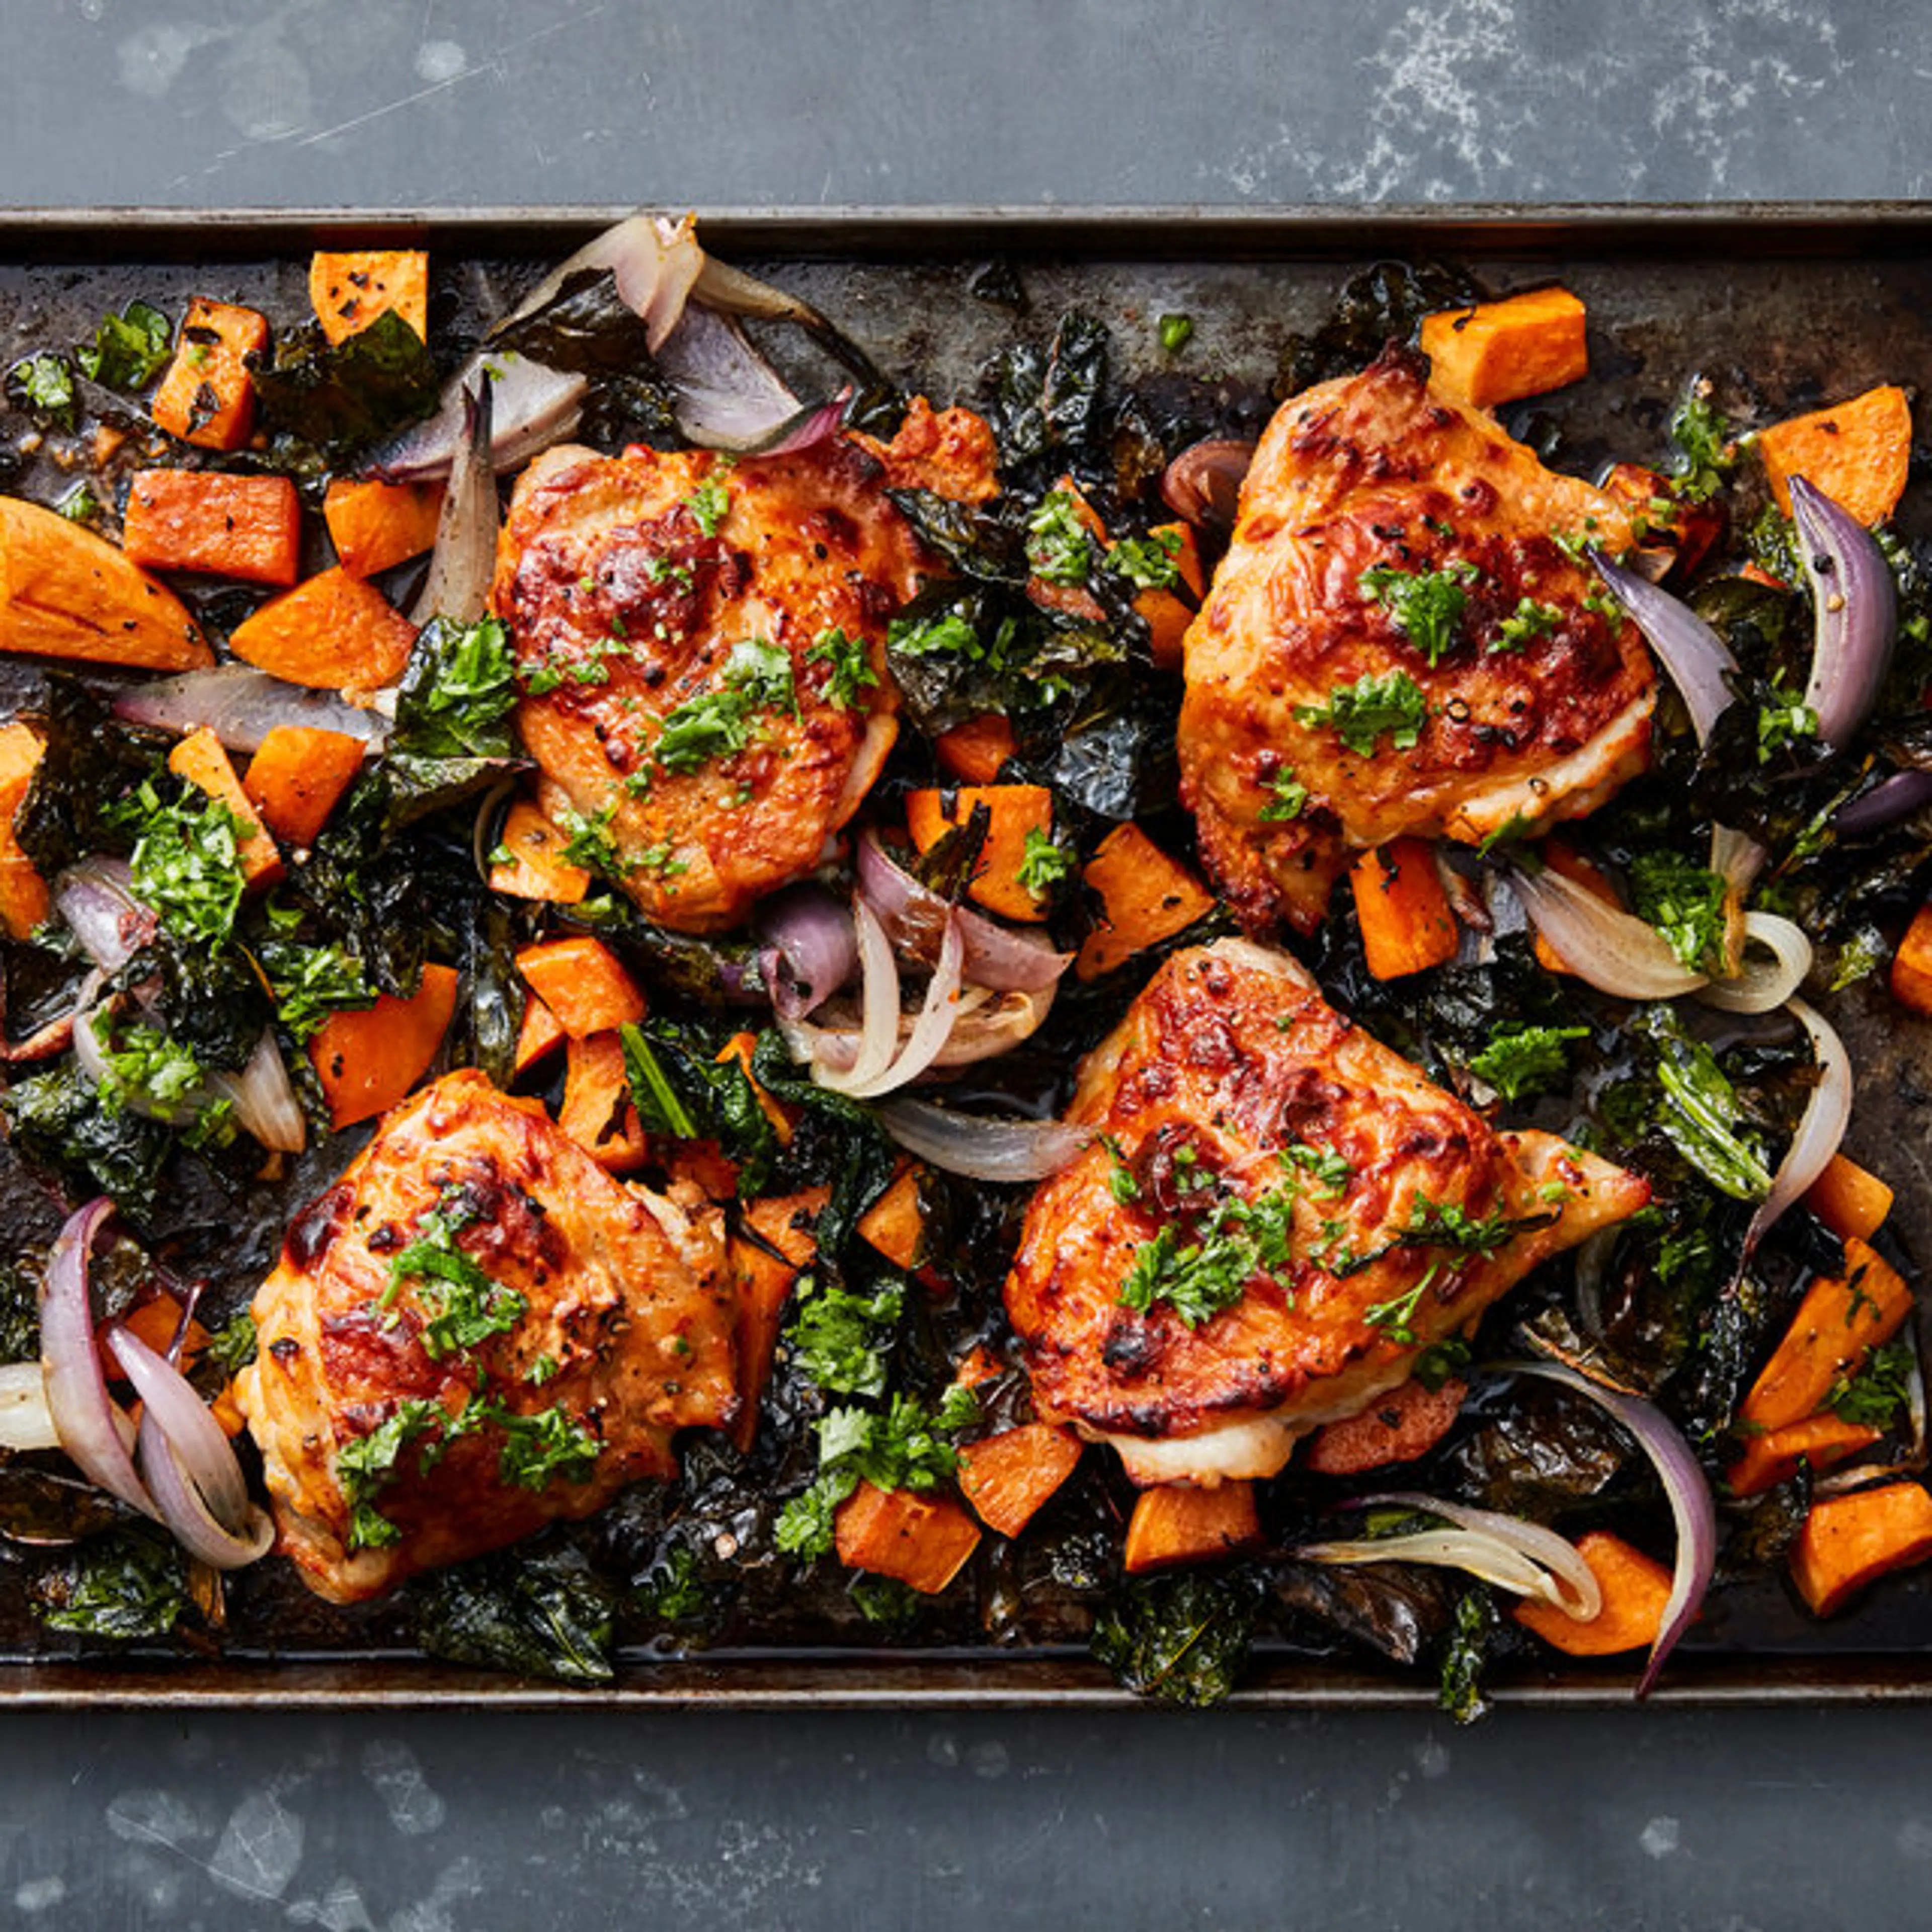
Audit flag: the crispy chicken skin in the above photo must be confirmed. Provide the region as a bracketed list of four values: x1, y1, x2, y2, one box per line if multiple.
[1004, 941, 1648, 1485]
[1180, 346, 1656, 933]
[235, 1071, 736, 1603]
[493, 438, 929, 934]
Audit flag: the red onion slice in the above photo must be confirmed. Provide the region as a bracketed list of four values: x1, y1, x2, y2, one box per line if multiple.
[210, 1030, 307, 1156]
[496, 212, 706, 354]
[1509, 865, 1708, 1000]
[813, 897, 901, 1094]
[1743, 999, 1851, 1262]
[1161, 438, 1255, 536]
[1791, 474, 1898, 751]
[878, 1099, 1092, 1182]
[1508, 1360, 1716, 1698]
[1835, 769, 1932, 837]
[410, 379, 497, 627]
[653, 305, 803, 451]
[1694, 912, 1813, 1015]
[135, 1410, 274, 1571]
[754, 884, 857, 1021]
[1295, 1522, 1596, 1615]
[38, 1199, 156, 1521]
[1592, 551, 1738, 747]
[113, 669, 387, 756]
[367, 352, 588, 485]
[54, 860, 154, 973]
[843, 913, 966, 1099]
[1347, 1491, 1602, 1619]
[752, 390, 852, 458]
[107, 1325, 251, 1534]
[0, 1360, 58, 1453]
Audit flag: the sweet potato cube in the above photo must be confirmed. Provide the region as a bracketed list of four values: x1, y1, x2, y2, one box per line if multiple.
[731, 1188, 827, 1453]
[858, 1164, 927, 1272]
[1133, 521, 1205, 672]
[324, 476, 445, 578]
[0, 720, 49, 940]
[1513, 1531, 1672, 1656]
[905, 783, 1056, 924]
[1729, 1410, 1882, 1500]
[1076, 824, 1216, 980]
[122, 470, 302, 587]
[1792, 1481, 1932, 1618]
[1350, 838, 1459, 980]
[834, 1482, 982, 1594]
[0, 497, 210, 671]
[934, 713, 1017, 785]
[488, 797, 591, 905]
[1421, 287, 1589, 409]
[309, 250, 430, 346]
[150, 298, 268, 453]
[242, 725, 366, 848]
[958, 1423, 1083, 1538]
[514, 935, 647, 1038]
[226, 567, 418, 693]
[1123, 1481, 1262, 1574]
[1892, 904, 1932, 1016]
[716, 1030, 793, 1145]
[168, 727, 283, 889]
[1803, 1152, 1894, 1244]
[513, 994, 567, 1076]
[1759, 385, 1912, 528]
[557, 1030, 649, 1174]
[308, 962, 459, 1130]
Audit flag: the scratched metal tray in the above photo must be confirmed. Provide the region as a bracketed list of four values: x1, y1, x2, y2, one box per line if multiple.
[5, 205, 1932, 1708]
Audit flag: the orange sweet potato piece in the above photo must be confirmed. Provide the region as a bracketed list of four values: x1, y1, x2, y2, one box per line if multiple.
[1076, 823, 1217, 980]
[1136, 521, 1206, 672]
[1728, 1410, 1882, 1500]
[226, 567, 418, 693]
[488, 797, 591, 905]
[324, 476, 445, 577]
[731, 1188, 828, 1453]
[309, 250, 430, 346]
[1739, 1238, 1915, 1436]
[557, 1029, 649, 1174]
[513, 935, 647, 1038]
[167, 727, 282, 889]
[1303, 1377, 1470, 1476]
[1421, 287, 1589, 410]
[905, 783, 1056, 924]
[1791, 1480, 1932, 1617]
[0, 720, 49, 940]
[1123, 1481, 1262, 1574]
[1350, 838, 1459, 980]
[122, 470, 301, 588]
[150, 298, 268, 453]
[308, 962, 459, 1130]
[858, 1164, 928, 1272]
[1513, 1531, 1672, 1656]
[102, 1291, 212, 1384]
[1758, 385, 1912, 528]
[716, 1030, 793, 1144]
[1803, 1152, 1894, 1244]
[934, 713, 1017, 785]
[834, 1481, 982, 1594]
[0, 497, 209, 671]
[242, 725, 366, 848]
[957, 1423, 1083, 1538]
[1892, 903, 1932, 1015]
[513, 994, 567, 1076]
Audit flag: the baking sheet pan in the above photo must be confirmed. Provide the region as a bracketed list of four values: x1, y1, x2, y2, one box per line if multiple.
[4, 204, 1932, 1708]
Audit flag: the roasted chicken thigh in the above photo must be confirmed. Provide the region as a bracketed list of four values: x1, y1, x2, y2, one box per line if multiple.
[1004, 941, 1648, 1485]
[1180, 346, 1656, 933]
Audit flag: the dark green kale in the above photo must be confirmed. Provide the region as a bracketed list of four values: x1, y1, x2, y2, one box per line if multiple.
[251, 309, 442, 468]
[2, 1064, 171, 1216]
[620, 1019, 780, 1197]
[983, 308, 1109, 465]
[414, 1544, 617, 1684]
[1467, 1023, 1590, 1102]
[751, 1031, 900, 1257]
[32, 1526, 187, 1642]
[1090, 1570, 1262, 1708]
[14, 677, 173, 879]
[0, 1262, 39, 1363]
[390, 616, 520, 760]
[76, 300, 172, 390]
[1438, 1586, 1499, 1725]
[1637, 1007, 1774, 1202]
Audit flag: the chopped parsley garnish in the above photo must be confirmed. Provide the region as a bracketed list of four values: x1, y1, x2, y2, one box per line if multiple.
[1628, 849, 1727, 974]
[55, 483, 99, 524]
[92, 1021, 206, 1124]
[486, 1399, 601, 1491]
[1158, 312, 1194, 354]
[653, 639, 797, 775]
[8, 351, 75, 428]
[1258, 769, 1309, 823]
[119, 780, 251, 947]
[1363, 1282, 1427, 1345]
[1467, 1023, 1590, 1102]
[1667, 388, 1737, 503]
[1017, 826, 1074, 900]
[556, 799, 625, 876]
[1025, 490, 1098, 587]
[1401, 1196, 1517, 1257]
[807, 626, 878, 710]
[1828, 1337, 1916, 1430]
[1105, 528, 1184, 591]
[206, 1312, 258, 1377]
[1757, 682, 1819, 762]
[395, 615, 519, 757]
[683, 475, 731, 537]
[1281, 1142, 1351, 1194]
[385, 1189, 527, 1362]
[1294, 670, 1429, 759]
[259, 941, 375, 1042]
[787, 1273, 905, 1398]
[339, 1398, 450, 1550]
[773, 1386, 980, 1560]
[887, 611, 981, 659]
[1413, 1335, 1473, 1393]
[77, 299, 172, 390]
[1490, 596, 1563, 654]
[1117, 1183, 1297, 1329]
[1358, 559, 1480, 667]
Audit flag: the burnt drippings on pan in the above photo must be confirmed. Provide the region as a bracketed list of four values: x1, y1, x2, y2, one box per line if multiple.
[1, 230, 1931, 1708]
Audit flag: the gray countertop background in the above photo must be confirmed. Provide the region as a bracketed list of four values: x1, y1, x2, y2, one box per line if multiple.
[5, 1, 1932, 1926]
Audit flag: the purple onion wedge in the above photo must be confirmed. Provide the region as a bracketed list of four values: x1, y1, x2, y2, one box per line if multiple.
[1591, 550, 1737, 747]
[1792, 474, 1898, 751]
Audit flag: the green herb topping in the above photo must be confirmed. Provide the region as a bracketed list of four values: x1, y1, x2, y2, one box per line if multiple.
[807, 626, 879, 710]
[1294, 670, 1430, 759]
[1026, 490, 1098, 587]
[1359, 559, 1480, 667]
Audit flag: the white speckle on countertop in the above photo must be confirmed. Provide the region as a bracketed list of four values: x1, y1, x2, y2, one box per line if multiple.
[116, 21, 226, 99]
[387, 1856, 484, 1932]
[208, 1788, 305, 1901]
[1414, 1736, 1452, 1781]
[926, 1731, 960, 1770]
[13, 1876, 65, 1915]
[1640, 1815, 1682, 1860]
[967, 1739, 1010, 1781]
[414, 39, 467, 85]
[286, 1877, 378, 1932]
[362, 1738, 447, 1838]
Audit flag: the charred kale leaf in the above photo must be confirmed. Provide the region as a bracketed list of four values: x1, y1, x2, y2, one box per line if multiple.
[2, 1063, 171, 1215]
[251, 310, 441, 468]
[32, 1526, 187, 1642]
[619, 1018, 780, 1196]
[1091, 1570, 1262, 1707]
[391, 616, 520, 761]
[414, 1544, 618, 1684]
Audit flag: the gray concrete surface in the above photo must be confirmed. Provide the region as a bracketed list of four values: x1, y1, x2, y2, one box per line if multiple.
[3, 2, 1930, 1927]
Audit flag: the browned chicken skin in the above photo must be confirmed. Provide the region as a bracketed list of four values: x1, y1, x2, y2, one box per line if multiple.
[1005, 941, 1648, 1485]
[1180, 346, 1656, 933]
[493, 438, 930, 934]
[235, 1071, 736, 1603]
